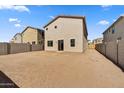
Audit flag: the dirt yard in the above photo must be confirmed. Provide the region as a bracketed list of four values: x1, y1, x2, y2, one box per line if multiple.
[0, 49, 124, 88]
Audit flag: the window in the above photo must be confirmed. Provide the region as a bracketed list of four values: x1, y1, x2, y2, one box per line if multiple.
[39, 41, 41, 44]
[27, 42, 30, 44]
[47, 41, 53, 47]
[112, 29, 115, 34]
[112, 26, 115, 34]
[109, 29, 110, 32]
[54, 26, 57, 29]
[32, 41, 36, 44]
[117, 37, 122, 40]
[70, 39, 75, 47]
[42, 32, 44, 36]
[15, 37, 17, 40]
[46, 28, 48, 30]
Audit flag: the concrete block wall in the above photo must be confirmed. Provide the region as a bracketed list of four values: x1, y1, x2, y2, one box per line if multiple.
[9, 43, 31, 54]
[118, 40, 124, 69]
[96, 41, 117, 63]
[0, 43, 44, 55]
[31, 44, 43, 51]
[95, 43, 105, 55]
[0, 43, 8, 55]
[106, 41, 117, 64]
[95, 39, 124, 70]
[101, 44, 106, 55]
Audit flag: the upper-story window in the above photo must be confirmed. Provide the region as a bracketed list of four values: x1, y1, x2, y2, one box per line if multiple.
[112, 26, 115, 34]
[109, 29, 111, 33]
[54, 26, 57, 29]
[15, 37, 17, 40]
[46, 28, 48, 30]
[112, 29, 115, 34]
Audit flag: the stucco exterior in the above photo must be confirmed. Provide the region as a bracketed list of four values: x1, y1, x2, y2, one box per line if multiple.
[21, 26, 44, 45]
[103, 16, 124, 43]
[10, 33, 22, 43]
[96, 16, 124, 70]
[92, 38, 103, 44]
[44, 16, 88, 52]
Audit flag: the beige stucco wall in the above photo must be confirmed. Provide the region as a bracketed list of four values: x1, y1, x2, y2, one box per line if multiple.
[22, 28, 38, 44]
[83, 36, 88, 51]
[38, 31, 44, 45]
[114, 18, 124, 40]
[45, 18, 85, 52]
[12, 34, 22, 43]
[104, 18, 124, 42]
[93, 38, 103, 44]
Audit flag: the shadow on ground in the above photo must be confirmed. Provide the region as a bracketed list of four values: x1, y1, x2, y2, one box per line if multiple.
[0, 71, 19, 88]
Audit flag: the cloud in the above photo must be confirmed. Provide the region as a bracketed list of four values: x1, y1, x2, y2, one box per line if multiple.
[120, 13, 124, 16]
[101, 5, 112, 11]
[9, 18, 21, 27]
[113, 19, 116, 22]
[49, 16, 55, 19]
[97, 20, 110, 25]
[101, 5, 112, 8]
[0, 5, 30, 13]
[14, 6, 30, 12]
[9, 18, 21, 23]
[14, 23, 21, 27]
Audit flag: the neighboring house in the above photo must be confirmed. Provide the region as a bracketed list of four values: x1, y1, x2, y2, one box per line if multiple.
[10, 33, 22, 43]
[92, 37, 103, 44]
[103, 16, 124, 43]
[88, 40, 95, 49]
[21, 26, 44, 45]
[44, 15, 88, 52]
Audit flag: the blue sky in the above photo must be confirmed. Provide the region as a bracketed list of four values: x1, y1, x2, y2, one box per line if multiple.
[0, 5, 124, 42]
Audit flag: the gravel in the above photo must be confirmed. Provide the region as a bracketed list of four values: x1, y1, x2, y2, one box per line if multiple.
[0, 49, 124, 88]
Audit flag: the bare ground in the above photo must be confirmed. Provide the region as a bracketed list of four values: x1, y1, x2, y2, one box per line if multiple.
[0, 49, 124, 88]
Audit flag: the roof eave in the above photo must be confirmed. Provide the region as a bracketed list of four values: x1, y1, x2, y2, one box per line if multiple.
[21, 26, 43, 34]
[43, 15, 85, 28]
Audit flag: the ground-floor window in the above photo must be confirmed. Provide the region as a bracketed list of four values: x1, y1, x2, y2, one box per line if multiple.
[47, 40, 53, 47]
[32, 41, 36, 44]
[38, 41, 41, 44]
[70, 39, 75, 47]
[38, 40, 43, 45]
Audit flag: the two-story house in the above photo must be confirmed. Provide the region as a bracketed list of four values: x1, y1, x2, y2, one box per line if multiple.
[92, 37, 103, 45]
[21, 26, 44, 45]
[10, 33, 22, 43]
[103, 16, 124, 43]
[44, 15, 88, 52]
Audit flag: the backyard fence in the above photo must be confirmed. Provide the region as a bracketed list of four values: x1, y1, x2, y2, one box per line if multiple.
[0, 43, 44, 55]
[95, 39, 124, 70]
[0, 43, 8, 55]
